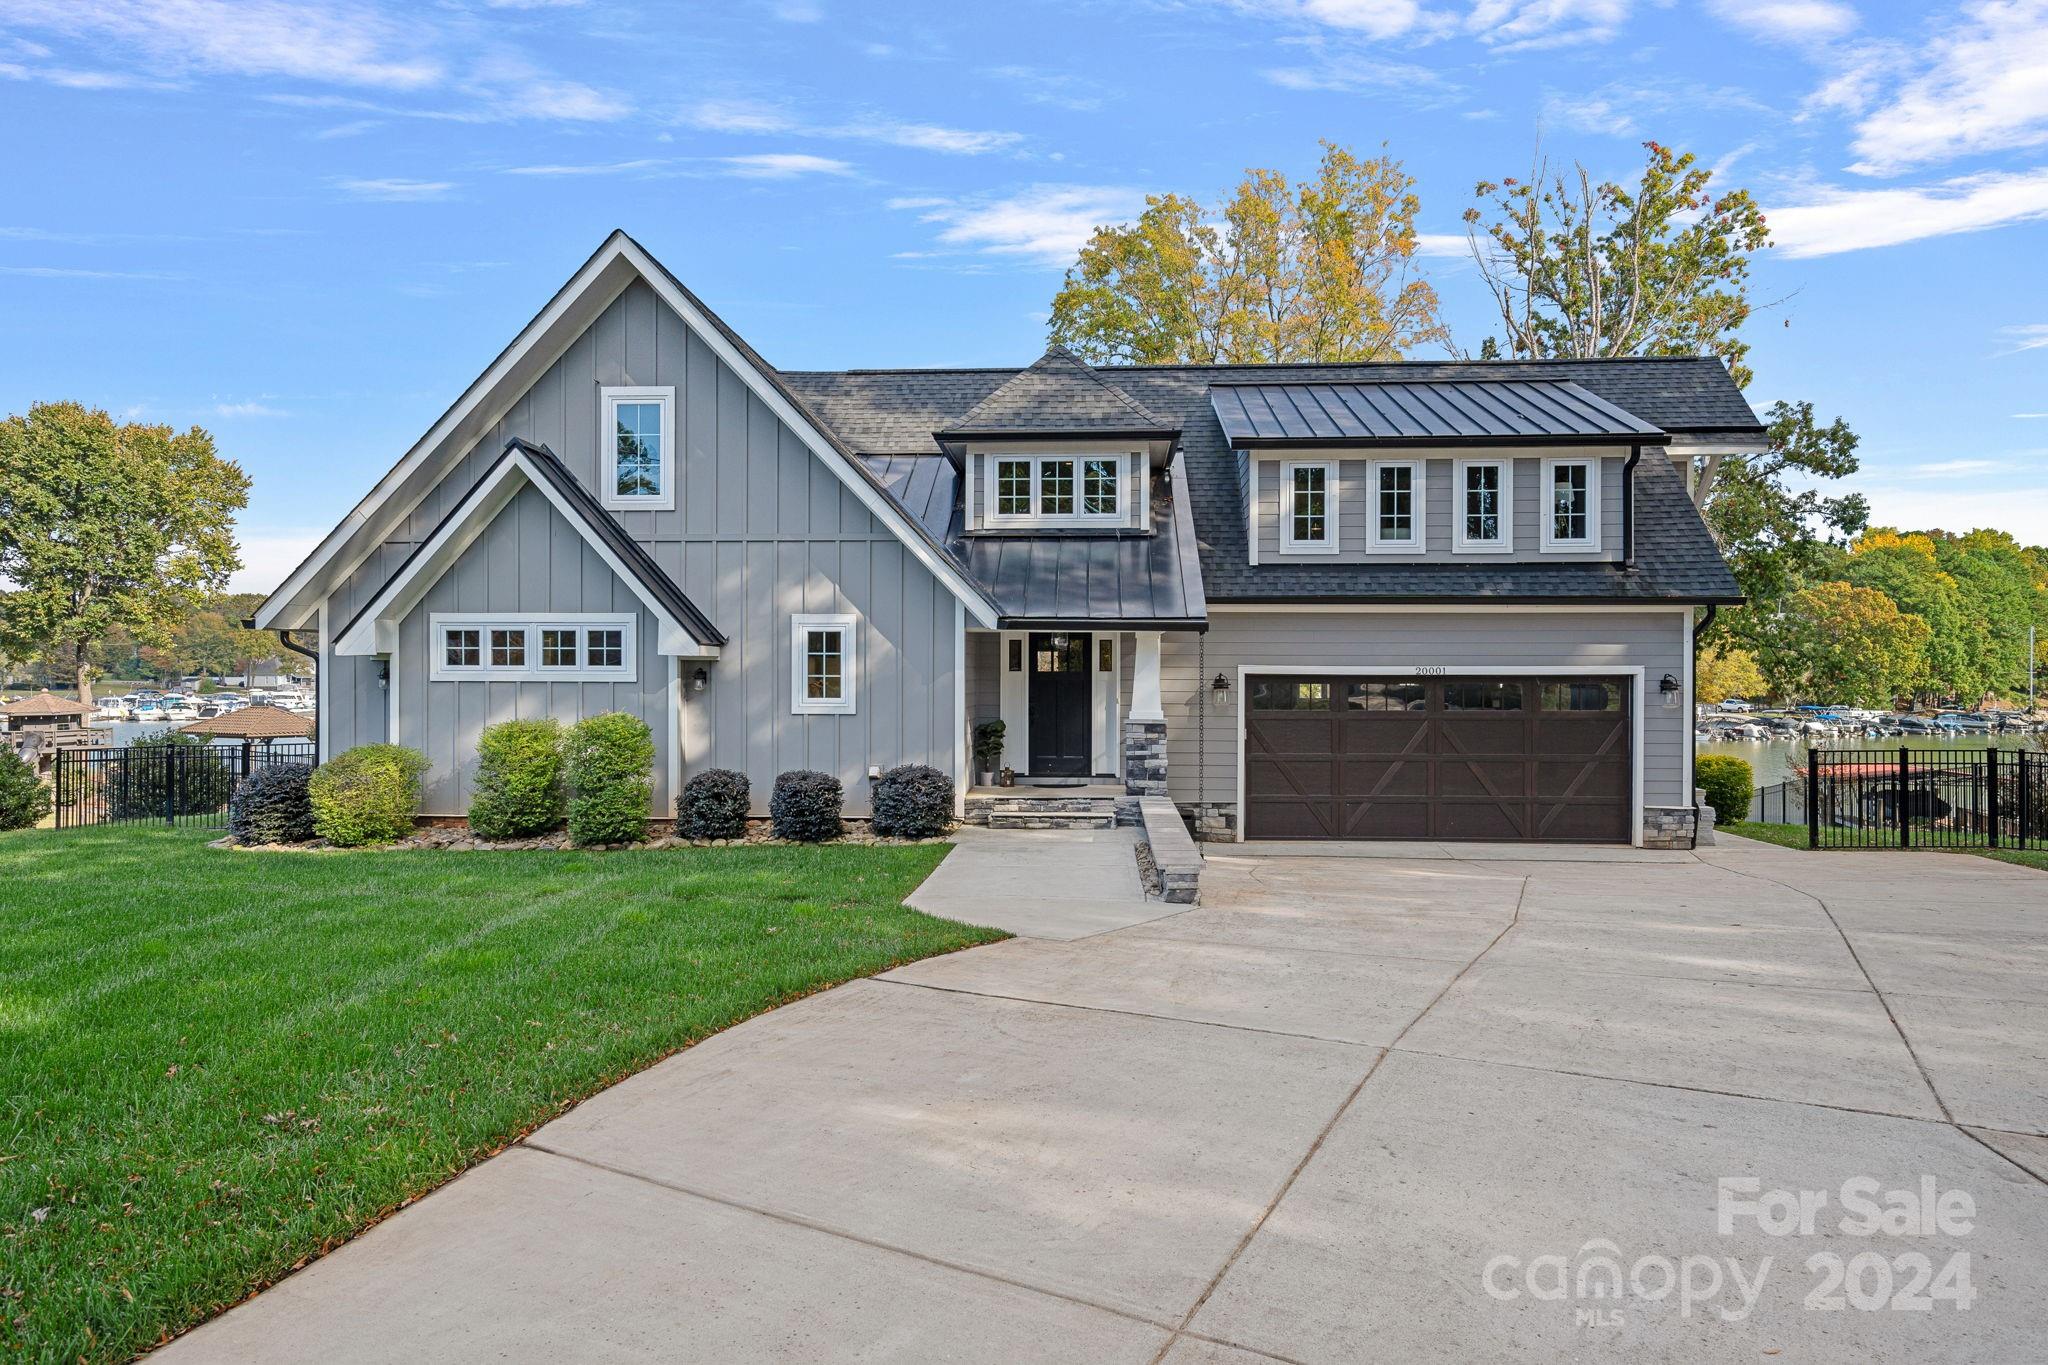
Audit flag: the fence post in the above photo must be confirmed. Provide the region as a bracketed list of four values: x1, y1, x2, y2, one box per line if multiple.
[2023, 753, 2035, 852]
[1897, 747, 1910, 850]
[1986, 748, 2000, 849]
[1806, 747, 1820, 849]
[165, 743, 178, 827]
[241, 740, 253, 780]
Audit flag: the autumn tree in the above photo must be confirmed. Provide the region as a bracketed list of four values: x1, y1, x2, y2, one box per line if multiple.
[0, 402, 247, 704]
[1756, 581, 1931, 707]
[1842, 530, 1979, 701]
[1696, 645, 1768, 704]
[1050, 141, 1446, 364]
[1462, 141, 1770, 386]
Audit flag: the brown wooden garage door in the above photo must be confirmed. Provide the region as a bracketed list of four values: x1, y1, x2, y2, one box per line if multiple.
[1243, 675, 1632, 842]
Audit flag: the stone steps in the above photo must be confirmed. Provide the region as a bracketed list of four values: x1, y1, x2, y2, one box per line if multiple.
[980, 795, 1120, 830]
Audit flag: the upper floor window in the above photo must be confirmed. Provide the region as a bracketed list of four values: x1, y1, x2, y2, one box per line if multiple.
[431, 613, 636, 682]
[1367, 460, 1420, 552]
[986, 454, 1122, 525]
[1542, 458, 1601, 551]
[601, 386, 675, 512]
[1454, 459, 1512, 553]
[791, 613, 857, 715]
[1281, 460, 1337, 553]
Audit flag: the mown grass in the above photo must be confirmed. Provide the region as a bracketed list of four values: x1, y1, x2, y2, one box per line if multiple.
[1722, 819, 2048, 870]
[0, 826, 997, 1362]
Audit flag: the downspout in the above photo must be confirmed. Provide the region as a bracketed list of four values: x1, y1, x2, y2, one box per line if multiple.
[1621, 443, 1641, 567]
[1688, 604, 1717, 850]
[248, 617, 320, 665]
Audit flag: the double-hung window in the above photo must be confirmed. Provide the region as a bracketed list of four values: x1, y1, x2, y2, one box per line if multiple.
[1367, 460, 1421, 552]
[1541, 458, 1601, 551]
[985, 454, 1122, 525]
[791, 613, 857, 715]
[1453, 459, 1512, 552]
[431, 614, 636, 682]
[601, 386, 675, 512]
[1280, 460, 1338, 553]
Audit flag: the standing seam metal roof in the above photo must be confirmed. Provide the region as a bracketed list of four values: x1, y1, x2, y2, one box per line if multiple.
[1210, 379, 1663, 443]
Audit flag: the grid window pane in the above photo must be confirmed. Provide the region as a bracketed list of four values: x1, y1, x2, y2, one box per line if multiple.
[1290, 466, 1328, 544]
[613, 401, 663, 498]
[1377, 466, 1413, 542]
[1346, 680, 1426, 711]
[1444, 680, 1522, 711]
[586, 629, 624, 669]
[1551, 464, 1589, 542]
[1083, 458, 1119, 515]
[1463, 465, 1501, 542]
[805, 628, 843, 699]
[445, 629, 480, 667]
[540, 628, 578, 668]
[1541, 681, 1622, 712]
[997, 459, 1031, 516]
[1251, 679, 1331, 710]
[490, 629, 526, 667]
[1040, 459, 1075, 515]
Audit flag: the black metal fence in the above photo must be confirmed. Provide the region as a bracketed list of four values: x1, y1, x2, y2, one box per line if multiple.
[1806, 747, 2047, 850]
[1749, 780, 1797, 824]
[55, 741, 317, 830]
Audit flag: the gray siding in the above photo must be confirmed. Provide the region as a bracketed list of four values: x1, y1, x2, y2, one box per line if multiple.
[324, 279, 962, 818]
[1253, 455, 1623, 563]
[1159, 609, 1690, 815]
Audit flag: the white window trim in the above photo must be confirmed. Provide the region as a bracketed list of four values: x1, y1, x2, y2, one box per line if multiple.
[1365, 459, 1423, 553]
[983, 453, 1125, 528]
[1279, 459, 1340, 554]
[791, 612, 858, 715]
[1540, 456, 1602, 552]
[1452, 458, 1514, 554]
[429, 612, 637, 682]
[601, 385, 676, 512]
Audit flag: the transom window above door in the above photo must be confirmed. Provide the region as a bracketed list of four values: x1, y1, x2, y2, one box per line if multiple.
[430, 614, 637, 682]
[601, 386, 675, 512]
[986, 454, 1124, 525]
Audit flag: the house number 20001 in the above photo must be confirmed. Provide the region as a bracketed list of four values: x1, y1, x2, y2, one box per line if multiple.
[1412, 665, 1447, 676]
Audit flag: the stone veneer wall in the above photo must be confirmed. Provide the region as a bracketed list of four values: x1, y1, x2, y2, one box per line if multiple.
[1641, 805, 1698, 850]
[1122, 719, 1167, 797]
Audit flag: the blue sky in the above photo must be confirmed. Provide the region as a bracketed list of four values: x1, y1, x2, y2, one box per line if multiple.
[4, 0, 2046, 591]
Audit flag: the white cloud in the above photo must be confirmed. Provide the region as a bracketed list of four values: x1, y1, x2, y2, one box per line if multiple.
[2017, 412, 2048, 418]
[897, 185, 1150, 266]
[0, 265, 180, 279]
[1414, 232, 1471, 257]
[1897, 458, 2009, 477]
[502, 158, 667, 176]
[1998, 323, 2048, 352]
[1223, 0, 1630, 46]
[1706, 0, 1858, 41]
[716, 153, 855, 178]
[213, 401, 287, 418]
[769, 0, 825, 19]
[1855, 483, 2048, 543]
[465, 52, 628, 122]
[227, 530, 325, 594]
[336, 176, 455, 201]
[679, 99, 1022, 154]
[1765, 167, 2048, 255]
[1847, 0, 2048, 174]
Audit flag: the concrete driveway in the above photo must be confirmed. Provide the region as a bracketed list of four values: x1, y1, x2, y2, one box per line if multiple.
[161, 832, 2048, 1363]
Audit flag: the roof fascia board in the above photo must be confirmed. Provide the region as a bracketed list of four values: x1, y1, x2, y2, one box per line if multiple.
[1205, 597, 1742, 610]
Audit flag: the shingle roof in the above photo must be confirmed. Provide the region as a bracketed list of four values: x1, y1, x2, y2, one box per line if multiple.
[178, 704, 315, 739]
[1210, 379, 1661, 445]
[938, 346, 1177, 437]
[1, 690, 92, 717]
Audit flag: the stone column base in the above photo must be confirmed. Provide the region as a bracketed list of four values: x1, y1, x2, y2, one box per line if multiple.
[1641, 805, 1699, 849]
[1122, 718, 1167, 796]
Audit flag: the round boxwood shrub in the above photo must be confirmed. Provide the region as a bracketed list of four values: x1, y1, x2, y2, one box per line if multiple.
[871, 763, 953, 838]
[1695, 753, 1754, 829]
[678, 767, 750, 840]
[309, 743, 429, 846]
[770, 769, 843, 842]
[0, 748, 52, 831]
[563, 711, 655, 847]
[228, 762, 316, 845]
[108, 730, 235, 820]
[468, 717, 565, 840]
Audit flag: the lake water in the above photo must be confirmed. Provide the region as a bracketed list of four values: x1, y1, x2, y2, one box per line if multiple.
[1699, 734, 2046, 788]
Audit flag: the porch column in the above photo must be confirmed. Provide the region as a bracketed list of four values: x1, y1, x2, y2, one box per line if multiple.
[1123, 631, 1167, 796]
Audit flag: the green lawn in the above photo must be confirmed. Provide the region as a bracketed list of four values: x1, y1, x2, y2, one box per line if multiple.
[0, 826, 999, 1362]
[1722, 819, 2048, 870]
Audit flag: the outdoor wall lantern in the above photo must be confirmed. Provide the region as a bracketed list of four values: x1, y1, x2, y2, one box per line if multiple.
[1659, 672, 1680, 707]
[1210, 672, 1233, 709]
[690, 666, 709, 693]
[376, 660, 389, 691]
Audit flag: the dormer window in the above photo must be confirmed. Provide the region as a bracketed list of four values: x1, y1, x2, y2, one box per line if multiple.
[1281, 460, 1337, 553]
[1454, 459, 1512, 553]
[985, 453, 1123, 526]
[1542, 457, 1601, 551]
[1367, 460, 1421, 552]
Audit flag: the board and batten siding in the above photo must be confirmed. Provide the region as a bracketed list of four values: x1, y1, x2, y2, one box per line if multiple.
[1251, 454, 1624, 564]
[1158, 609, 1691, 815]
[323, 278, 960, 817]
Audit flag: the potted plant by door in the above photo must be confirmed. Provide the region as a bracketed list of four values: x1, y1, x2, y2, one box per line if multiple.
[973, 720, 1006, 788]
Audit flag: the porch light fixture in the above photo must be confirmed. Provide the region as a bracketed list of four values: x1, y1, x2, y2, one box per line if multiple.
[1211, 672, 1231, 694]
[376, 660, 389, 691]
[1209, 672, 1233, 709]
[690, 666, 709, 693]
[1660, 673, 1680, 709]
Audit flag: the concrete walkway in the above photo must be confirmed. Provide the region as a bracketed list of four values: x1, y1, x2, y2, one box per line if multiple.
[160, 834, 2048, 1363]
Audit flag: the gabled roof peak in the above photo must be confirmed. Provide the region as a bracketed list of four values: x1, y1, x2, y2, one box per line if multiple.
[938, 344, 1178, 438]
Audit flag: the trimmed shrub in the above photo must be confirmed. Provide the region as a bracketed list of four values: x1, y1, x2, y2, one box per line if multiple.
[469, 718, 565, 840]
[0, 748, 52, 831]
[563, 712, 655, 846]
[678, 767, 750, 840]
[107, 730, 235, 820]
[309, 744, 429, 846]
[871, 763, 952, 838]
[770, 769, 843, 842]
[228, 763, 316, 845]
[1695, 754, 1754, 828]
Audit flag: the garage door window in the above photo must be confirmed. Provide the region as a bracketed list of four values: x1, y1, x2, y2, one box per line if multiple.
[1346, 681, 1427, 711]
[1542, 680, 1624, 711]
[1443, 680, 1522, 711]
[1251, 679, 1331, 709]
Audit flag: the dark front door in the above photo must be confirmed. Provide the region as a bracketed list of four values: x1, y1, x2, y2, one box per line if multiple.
[1027, 632, 1093, 776]
[1243, 674, 1632, 842]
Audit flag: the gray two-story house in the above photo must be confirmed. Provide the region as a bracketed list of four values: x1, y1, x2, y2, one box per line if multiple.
[256, 231, 1757, 847]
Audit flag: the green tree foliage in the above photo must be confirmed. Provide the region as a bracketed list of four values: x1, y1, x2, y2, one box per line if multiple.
[0, 748, 52, 831]
[1462, 141, 1771, 387]
[0, 402, 248, 703]
[1050, 142, 1446, 364]
[1696, 645, 1768, 703]
[1754, 581, 1932, 706]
